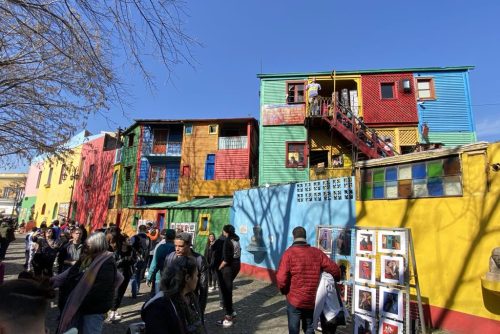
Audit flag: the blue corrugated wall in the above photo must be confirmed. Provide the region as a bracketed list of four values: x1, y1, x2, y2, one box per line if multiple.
[414, 71, 477, 146]
[231, 177, 356, 272]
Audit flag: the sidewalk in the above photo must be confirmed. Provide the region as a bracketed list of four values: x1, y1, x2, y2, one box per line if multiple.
[5, 235, 353, 333]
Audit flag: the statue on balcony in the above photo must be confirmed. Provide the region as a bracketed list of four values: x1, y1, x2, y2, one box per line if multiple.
[486, 247, 500, 281]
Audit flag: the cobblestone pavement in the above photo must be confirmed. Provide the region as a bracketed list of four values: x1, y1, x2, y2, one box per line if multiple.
[4, 234, 352, 333]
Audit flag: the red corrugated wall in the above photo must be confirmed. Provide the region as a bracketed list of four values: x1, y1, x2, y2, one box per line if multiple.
[361, 73, 418, 126]
[215, 149, 249, 179]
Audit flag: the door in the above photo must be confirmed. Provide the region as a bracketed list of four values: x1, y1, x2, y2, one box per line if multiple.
[153, 129, 168, 154]
[157, 213, 165, 230]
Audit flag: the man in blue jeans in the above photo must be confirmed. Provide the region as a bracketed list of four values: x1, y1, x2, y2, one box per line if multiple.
[276, 227, 340, 334]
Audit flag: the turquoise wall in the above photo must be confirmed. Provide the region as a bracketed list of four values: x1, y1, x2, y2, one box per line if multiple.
[232, 177, 356, 271]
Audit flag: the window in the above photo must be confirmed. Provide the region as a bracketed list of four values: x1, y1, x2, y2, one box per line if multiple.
[41, 203, 46, 215]
[360, 156, 462, 200]
[111, 171, 118, 192]
[416, 78, 435, 100]
[182, 165, 191, 177]
[36, 170, 42, 188]
[198, 214, 210, 235]
[86, 164, 95, 185]
[208, 124, 218, 135]
[2, 187, 13, 198]
[287, 81, 305, 103]
[205, 154, 216, 180]
[59, 164, 67, 184]
[185, 124, 193, 135]
[108, 196, 115, 209]
[114, 148, 122, 164]
[286, 142, 307, 168]
[128, 133, 135, 147]
[124, 166, 132, 181]
[381, 83, 395, 99]
[46, 167, 53, 186]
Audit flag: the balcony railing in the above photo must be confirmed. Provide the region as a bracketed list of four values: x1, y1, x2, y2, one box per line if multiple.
[138, 180, 179, 194]
[142, 141, 182, 157]
[218, 136, 248, 150]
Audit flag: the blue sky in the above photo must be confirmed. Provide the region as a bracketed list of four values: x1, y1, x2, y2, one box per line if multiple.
[89, 0, 499, 142]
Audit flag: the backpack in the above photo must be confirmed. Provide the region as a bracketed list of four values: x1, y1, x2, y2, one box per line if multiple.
[133, 234, 151, 260]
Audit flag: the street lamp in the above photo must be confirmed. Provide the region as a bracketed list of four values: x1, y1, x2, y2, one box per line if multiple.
[62, 165, 79, 221]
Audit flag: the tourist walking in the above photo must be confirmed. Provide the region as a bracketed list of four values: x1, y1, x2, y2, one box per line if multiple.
[147, 228, 176, 295]
[142, 256, 206, 333]
[163, 232, 208, 321]
[204, 232, 218, 291]
[130, 225, 151, 298]
[52, 232, 123, 334]
[276, 226, 340, 334]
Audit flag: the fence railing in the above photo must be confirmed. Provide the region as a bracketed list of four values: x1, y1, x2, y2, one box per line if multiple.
[138, 180, 179, 194]
[142, 141, 182, 156]
[218, 136, 248, 150]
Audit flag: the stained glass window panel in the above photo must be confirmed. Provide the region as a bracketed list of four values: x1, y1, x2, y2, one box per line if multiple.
[428, 161, 443, 178]
[399, 165, 412, 180]
[386, 167, 398, 182]
[412, 163, 426, 179]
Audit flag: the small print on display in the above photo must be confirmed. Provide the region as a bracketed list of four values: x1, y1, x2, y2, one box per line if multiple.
[334, 228, 352, 256]
[379, 286, 404, 321]
[356, 229, 376, 255]
[381, 255, 404, 285]
[337, 259, 351, 281]
[317, 227, 333, 254]
[354, 314, 376, 334]
[355, 257, 376, 284]
[379, 317, 403, 334]
[354, 285, 376, 316]
[378, 231, 406, 255]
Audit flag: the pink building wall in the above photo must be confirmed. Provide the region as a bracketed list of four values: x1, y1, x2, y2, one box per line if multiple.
[72, 135, 117, 231]
[24, 162, 43, 197]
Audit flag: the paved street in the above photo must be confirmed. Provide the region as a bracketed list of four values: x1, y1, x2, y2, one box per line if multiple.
[4, 234, 353, 333]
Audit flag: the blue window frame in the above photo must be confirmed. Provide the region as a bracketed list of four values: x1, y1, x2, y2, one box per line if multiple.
[205, 154, 215, 180]
[185, 124, 193, 135]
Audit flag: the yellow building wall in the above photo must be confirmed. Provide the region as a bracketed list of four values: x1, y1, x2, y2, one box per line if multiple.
[374, 127, 419, 152]
[310, 129, 353, 167]
[178, 122, 250, 200]
[178, 179, 251, 202]
[105, 164, 122, 227]
[119, 207, 162, 236]
[355, 143, 500, 324]
[33, 147, 83, 225]
[312, 75, 363, 117]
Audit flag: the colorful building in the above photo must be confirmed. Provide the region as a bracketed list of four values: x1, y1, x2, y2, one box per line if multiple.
[257, 66, 476, 186]
[72, 133, 120, 230]
[0, 173, 26, 218]
[32, 131, 90, 225]
[117, 118, 258, 233]
[231, 141, 500, 334]
[18, 163, 41, 223]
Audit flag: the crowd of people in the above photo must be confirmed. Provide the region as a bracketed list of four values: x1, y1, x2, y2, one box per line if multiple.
[0, 219, 243, 333]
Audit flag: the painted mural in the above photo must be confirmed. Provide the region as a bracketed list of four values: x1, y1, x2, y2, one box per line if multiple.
[232, 177, 356, 280]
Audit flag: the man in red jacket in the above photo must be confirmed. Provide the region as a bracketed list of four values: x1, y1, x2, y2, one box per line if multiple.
[276, 226, 340, 334]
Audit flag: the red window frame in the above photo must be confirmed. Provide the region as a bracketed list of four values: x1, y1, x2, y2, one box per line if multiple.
[286, 141, 307, 168]
[380, 82, 396, 100]
[286, 81, 306, 104]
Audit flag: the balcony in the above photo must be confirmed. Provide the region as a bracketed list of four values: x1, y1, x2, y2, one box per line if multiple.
[142, 141, 182, 157]
[138, 180, 179, 194]
[218, 136, 248, 150]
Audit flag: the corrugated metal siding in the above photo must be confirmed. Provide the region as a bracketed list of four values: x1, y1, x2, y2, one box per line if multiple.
[361, 73, 419, 125]
[215, 149, 249, 179]
[426, 132, 477, 147]
[414, 71, 475, 137]
[261, 78, 305, 105]
[259, 126, 308, 185]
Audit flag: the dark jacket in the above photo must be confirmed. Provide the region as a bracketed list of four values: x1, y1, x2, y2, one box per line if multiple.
[59, 256, 117, 314]
[210, 236, 225, 270]
[114, 245, 136, 278]
[163, 251, 209, 315]
[276, 241, 340, 310]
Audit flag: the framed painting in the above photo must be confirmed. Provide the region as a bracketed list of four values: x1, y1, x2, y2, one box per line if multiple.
[354, 285, 376, 316]
[355, 257, 376, 284]
[379, 286, 404, 321]
[381, 256, 404, 285]
[356, 230, 376, 255]
[354, 314, 376, 334]
[337, 259, 351, 281]
[379, 317, 403, 334]
[378, 231, 406, 255]
[334, 228, 352, 256]
[317, 227, 333, 253]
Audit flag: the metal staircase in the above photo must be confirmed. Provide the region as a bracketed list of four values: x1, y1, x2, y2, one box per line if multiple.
[310, 98, 396, 159]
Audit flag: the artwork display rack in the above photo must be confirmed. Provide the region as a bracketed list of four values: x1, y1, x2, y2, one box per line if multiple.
[316, 226, 426, 334]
